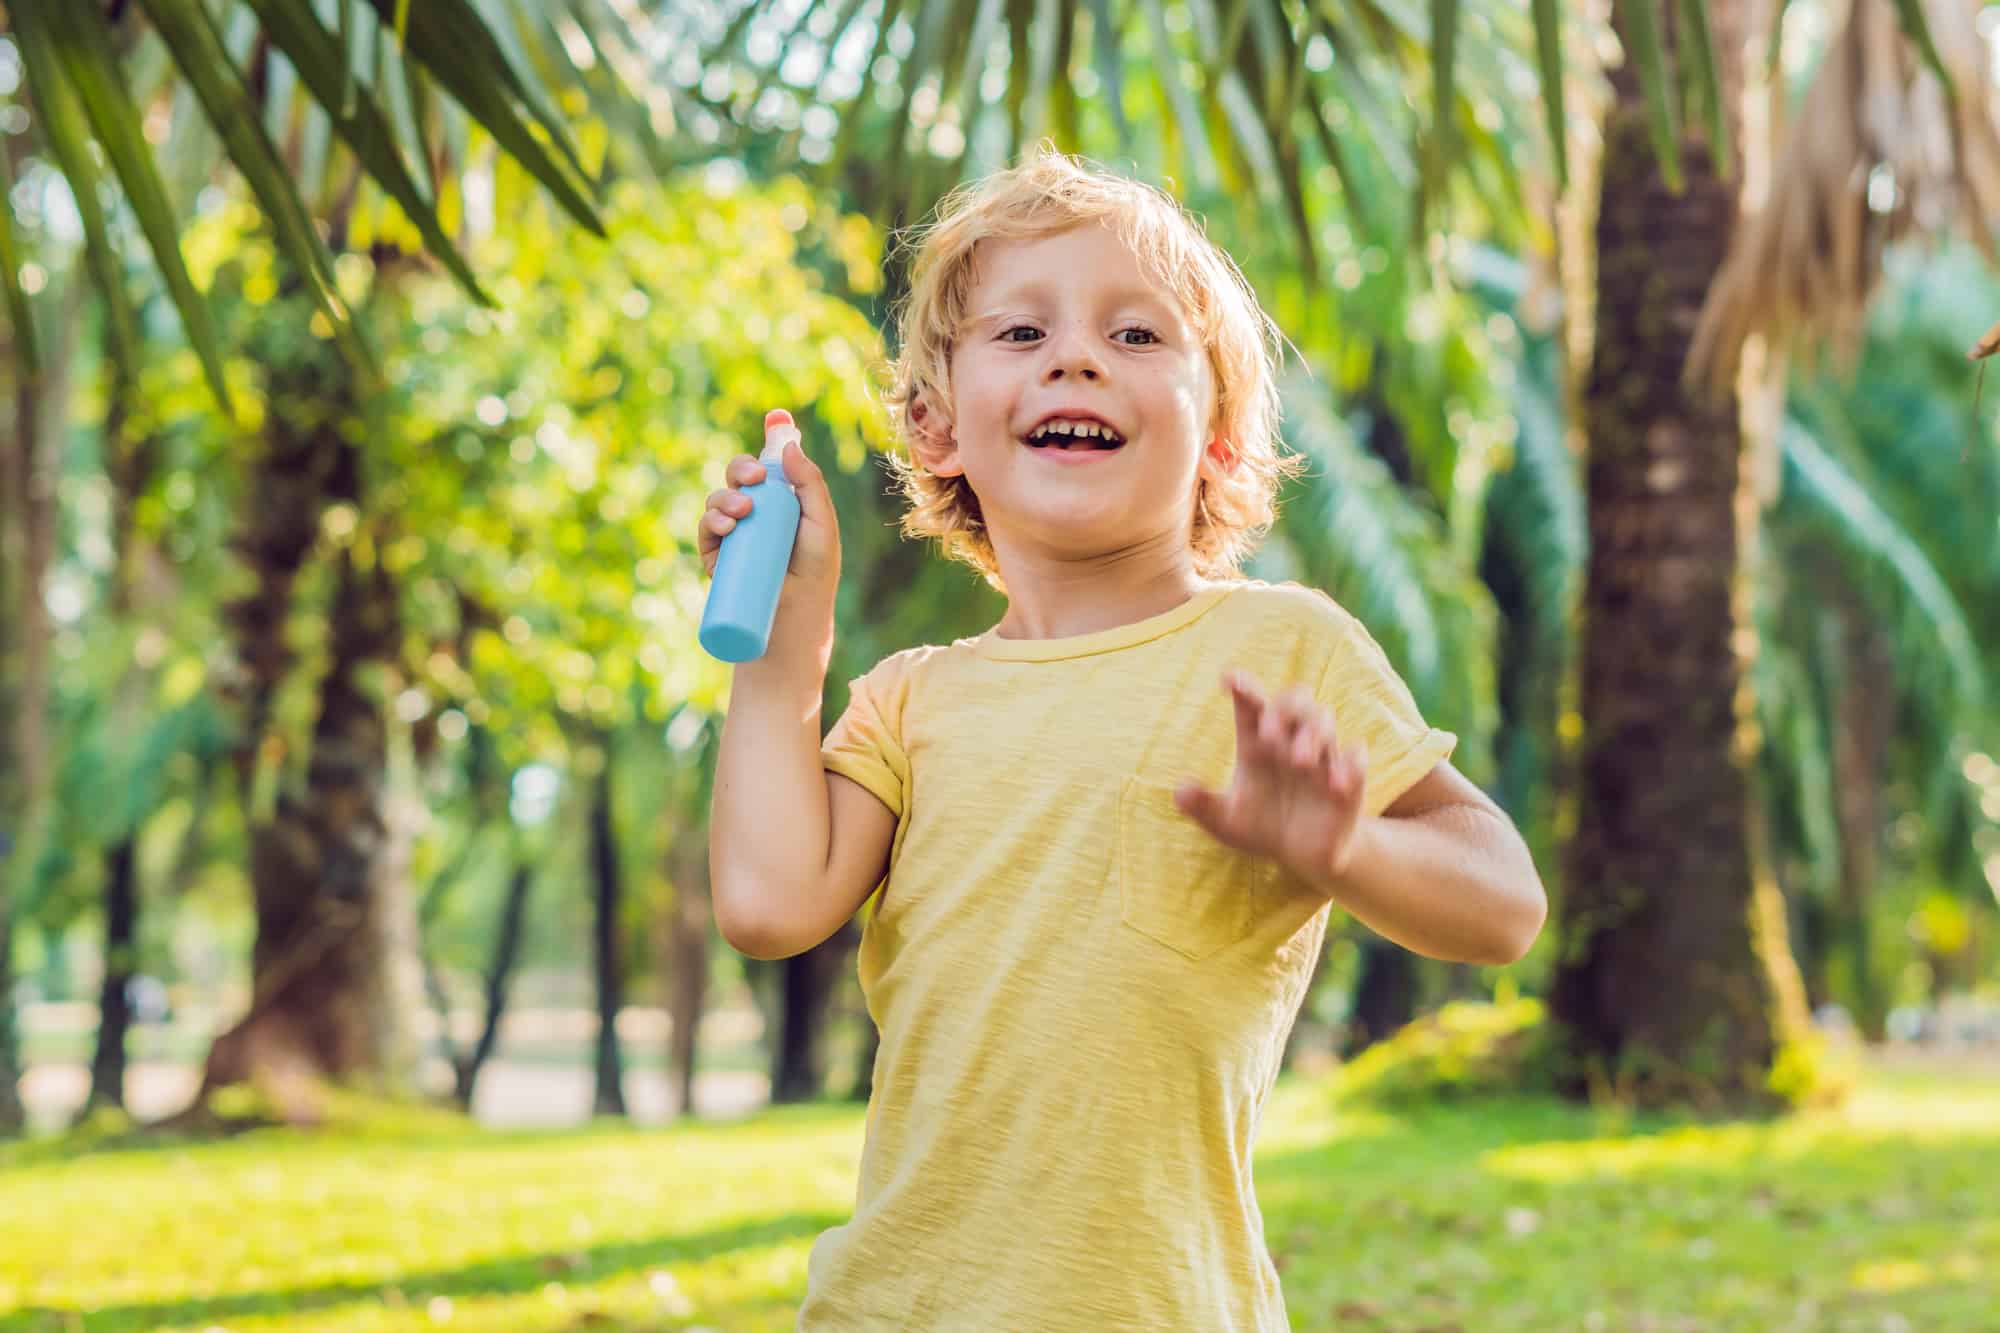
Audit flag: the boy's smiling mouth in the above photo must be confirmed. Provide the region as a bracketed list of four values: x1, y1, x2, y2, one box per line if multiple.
[1022, 414, 1127, 455]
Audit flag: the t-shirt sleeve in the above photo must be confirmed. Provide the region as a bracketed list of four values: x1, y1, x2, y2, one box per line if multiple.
[821, 659, 910, 819]
[1315, 609, 1458, 818]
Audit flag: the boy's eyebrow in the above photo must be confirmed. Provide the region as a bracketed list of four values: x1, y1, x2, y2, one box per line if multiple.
[963, 281, 1186, 324]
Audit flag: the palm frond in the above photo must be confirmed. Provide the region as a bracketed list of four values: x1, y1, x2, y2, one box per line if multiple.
[1775, 418, 1984, 741]
[695, 0, 1645, 274]
[1691, 0, 2000, 389]
[1750, 598, 1842, 900]
[6, 0, 633, 411]
[1258, 378, 1499, 780]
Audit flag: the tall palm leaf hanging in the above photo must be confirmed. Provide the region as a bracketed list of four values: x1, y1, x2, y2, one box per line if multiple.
[2, 0, 669, 409]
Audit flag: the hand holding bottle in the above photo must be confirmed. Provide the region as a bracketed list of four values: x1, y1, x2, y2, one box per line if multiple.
[698, 409, 842, 663]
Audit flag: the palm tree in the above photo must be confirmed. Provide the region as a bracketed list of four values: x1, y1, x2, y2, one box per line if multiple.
[1542, 0, 1819, 1108]
[1547, 0, 1999, 1107]
[1469, 223, 1994, 1085]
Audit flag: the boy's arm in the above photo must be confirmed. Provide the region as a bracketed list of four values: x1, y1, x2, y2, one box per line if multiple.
[708, 651, 896, 961]
[701, 430, 896, 962]
[1320, 761, 1546, 966]
[1176, 672, 1545, 967]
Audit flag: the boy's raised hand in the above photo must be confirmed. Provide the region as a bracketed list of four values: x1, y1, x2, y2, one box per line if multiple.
[698, 410, 842, 588]
[1174, 670, 1368, 882]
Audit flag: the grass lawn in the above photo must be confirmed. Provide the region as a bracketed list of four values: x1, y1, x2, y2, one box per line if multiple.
[4, 1061, 1996, 1332]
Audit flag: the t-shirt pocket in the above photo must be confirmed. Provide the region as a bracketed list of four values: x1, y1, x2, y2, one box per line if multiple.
[1116, 778, 1270, 960]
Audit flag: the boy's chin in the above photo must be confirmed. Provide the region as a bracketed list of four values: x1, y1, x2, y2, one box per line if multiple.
[992, 502, 1187, 559]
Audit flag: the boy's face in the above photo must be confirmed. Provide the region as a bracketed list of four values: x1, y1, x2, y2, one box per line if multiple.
[932, 223, 1220, 569]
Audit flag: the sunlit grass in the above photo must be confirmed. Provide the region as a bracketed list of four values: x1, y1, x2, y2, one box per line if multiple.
[4, 1064, 1997, 1331]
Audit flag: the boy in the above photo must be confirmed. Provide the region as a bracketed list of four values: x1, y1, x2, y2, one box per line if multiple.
[698, 150, 1547, 1330]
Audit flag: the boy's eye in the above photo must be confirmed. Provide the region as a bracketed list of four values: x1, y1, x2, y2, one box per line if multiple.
[1000, 325, 1043, 343]
[1116, 327, 1159, 346]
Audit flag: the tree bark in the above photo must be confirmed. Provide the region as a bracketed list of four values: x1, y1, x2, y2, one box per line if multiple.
[770, 925, 853, 1104]
[456, 862, 533, 1106]
[663, 836, 711, 1119]
[1551, 0, 1808, 1109]
[200, 535, 413, 1115]
[588, 753, 627, 1118]
[0, 262, 53, 1133]
[84, 837, 140, 1113]
[1343, 936, 1420, 1058]
[87, 318, 156, 1119]
[192, 264, 421, 1120]
[0, 365, 37, 1134]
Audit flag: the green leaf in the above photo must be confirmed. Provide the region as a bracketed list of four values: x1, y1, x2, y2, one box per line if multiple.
[377, 0, 605, 235]
[244, 0, 494, 306]
[135, 0, 373, 378]
[340, 0, 359, 118]
[15, 37, 141, 380]
[1681, 0, 1728, 173]
[449, 0, 596, 192]
[833, 0, 912, 173]
[0, 149, 37, 376]
[1780, 420, 1984, 715]
[1531, 0, 1568, 190]
[1423, 0, 1458, 231]
[1619, 0, 1683, 192]
[1142, 0, 1218, 189]
[1084, 0, 1131, 151]
[21, 0, 233, 413]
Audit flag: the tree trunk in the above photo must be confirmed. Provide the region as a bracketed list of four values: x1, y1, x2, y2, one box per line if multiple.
[1343, 936, 1420, 1058]
[589, 754, 627, 1118]
[84, 837, 140, 1113]
[1551, 0, 1808, 1109]
[88, 316, 157, 1120]
[200, 535, 413, 1118]
[663, 836, 711, 1119]
[192, 260, 424, 1121]
[770, 926, 853, 1104]
[456, 862, 533, 1106]
[0, 372, 36, 1133]
[0, 263, 54, 1133]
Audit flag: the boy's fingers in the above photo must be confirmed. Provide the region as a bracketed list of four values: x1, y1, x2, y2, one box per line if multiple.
[726, 454, 765, 487]
[1225, 672, 1263, 764]
[702, 509, 736, 539]
[781, 439, 834, 522]
[1328, 746, 1366, 802]
[706, 487, 751, 517]
[1290, 718, 1323, 772]
[1173, 781, 1228, 834]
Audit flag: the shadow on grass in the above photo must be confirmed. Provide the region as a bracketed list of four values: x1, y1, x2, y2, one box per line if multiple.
[0, 1210, 846, 1333]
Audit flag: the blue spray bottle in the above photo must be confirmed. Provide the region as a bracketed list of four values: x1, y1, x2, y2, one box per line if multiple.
[699, 409, 803, 662]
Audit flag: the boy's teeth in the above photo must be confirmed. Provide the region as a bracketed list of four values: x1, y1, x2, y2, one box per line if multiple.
[1029, 418, 1123, 444]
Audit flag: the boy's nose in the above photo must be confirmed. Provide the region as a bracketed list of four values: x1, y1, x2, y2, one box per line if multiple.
[1042, 337, 1103, 382]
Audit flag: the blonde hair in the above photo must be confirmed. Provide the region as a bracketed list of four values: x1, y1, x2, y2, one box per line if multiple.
[884, 148, 1299, 583]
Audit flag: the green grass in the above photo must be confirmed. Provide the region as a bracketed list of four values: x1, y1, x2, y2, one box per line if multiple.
[4, 1063, 1997, 1331]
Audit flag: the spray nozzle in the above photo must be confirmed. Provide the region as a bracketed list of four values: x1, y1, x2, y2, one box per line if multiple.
[761, 409, 802, 463]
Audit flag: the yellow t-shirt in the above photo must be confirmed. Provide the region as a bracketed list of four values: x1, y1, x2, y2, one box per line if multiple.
[803, 580, 1456, 1331]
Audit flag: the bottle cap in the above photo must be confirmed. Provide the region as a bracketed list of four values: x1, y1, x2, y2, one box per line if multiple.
[761, 409, 801, 462]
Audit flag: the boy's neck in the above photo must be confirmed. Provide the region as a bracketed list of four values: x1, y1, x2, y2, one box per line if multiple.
[988, 534, 1210, 641]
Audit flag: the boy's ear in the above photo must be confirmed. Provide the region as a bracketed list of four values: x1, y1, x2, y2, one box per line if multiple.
[907, 393, 964, 477]
[1200, 434, 1241, 480]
